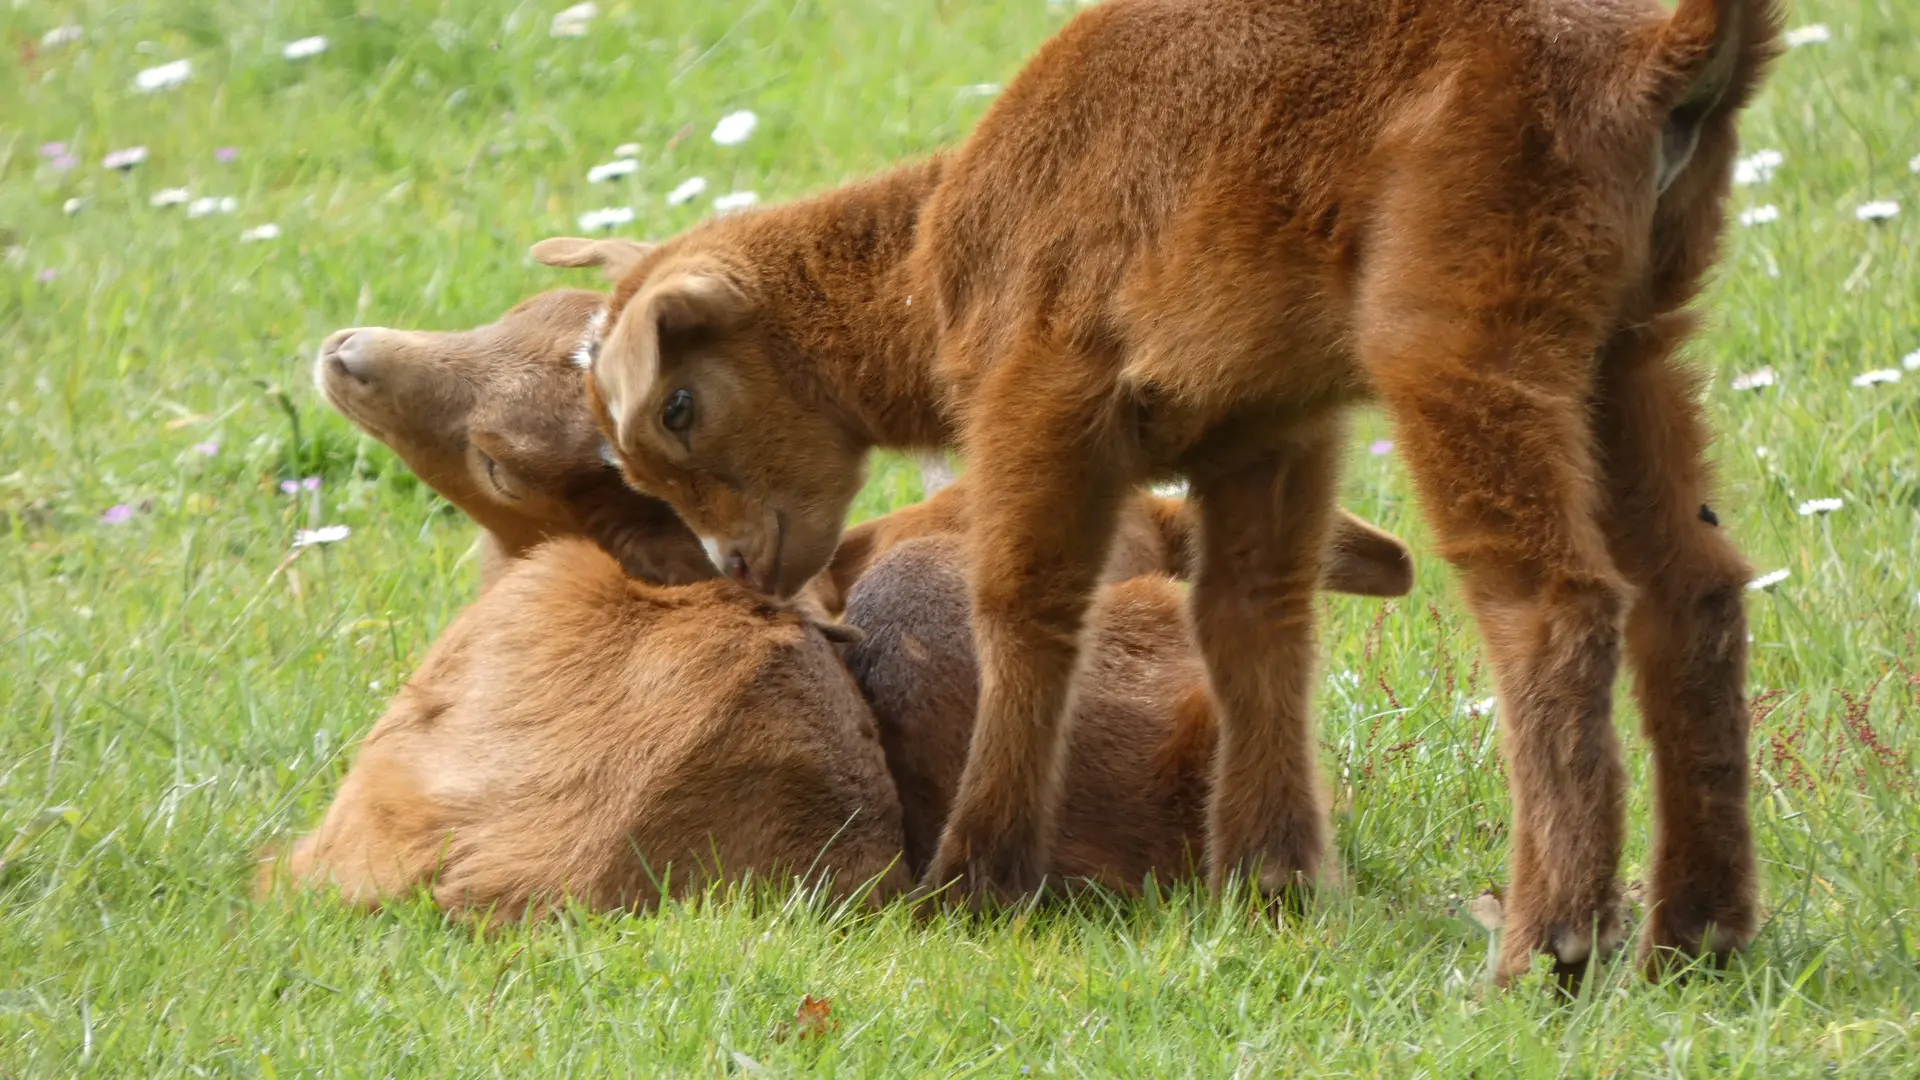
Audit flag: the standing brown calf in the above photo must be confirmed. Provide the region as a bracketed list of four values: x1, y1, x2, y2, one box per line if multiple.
[573, 0, 1777, 981]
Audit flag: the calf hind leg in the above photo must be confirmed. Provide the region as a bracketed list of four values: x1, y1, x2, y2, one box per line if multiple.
[1368, 336, 1632, 986]
[1594, 328, 1757, 976]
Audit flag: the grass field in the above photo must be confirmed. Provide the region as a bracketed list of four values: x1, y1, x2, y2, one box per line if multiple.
[3, 0, 1918, 1074]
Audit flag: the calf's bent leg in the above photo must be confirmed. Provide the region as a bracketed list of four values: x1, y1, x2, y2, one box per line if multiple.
[1593, 325, 1757, 975]
[920, 340, 1127, 905]
[1188, 430, 1340, 896]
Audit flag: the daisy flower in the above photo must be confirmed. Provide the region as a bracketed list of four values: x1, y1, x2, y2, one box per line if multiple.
[1465, 696, 1497, 717]
[42, 25, 83, 48]
[150, 188, 191, 208]
[1855, 201, 1899, 222]
[134, 59, 192, 93]
[1737, 204, 1779, 226]
[959, 83, 1002, 98]
[293, 524, 351, 548]
[63, 198, 86, 216]
[1747, 568, 1789, 591]
[578, 206, 635, 231]
[666, 176, 708, 206]
[1732, 149, 1782, 185]
[613, 142, 641, 157]
[280, 476, 321, 495]
[587, 158, 639, 183]
[187, 196, 238, 218]
[550, 2, 598, 38]
[282, 36, 329, 60]
[102, 146, 148, 171]
[1902, 349, 1919, 372]
[1851, 369, 1901, 387]
[713, 191, 759, 213]
[711, 110, 758, 146]
[1910, 153, 1920, 174]
[1783, 24, 1829, 47]
[1730, 366, 1775, 391]
[240, 223, 281, 243]
[1796, 497, 1842, 516]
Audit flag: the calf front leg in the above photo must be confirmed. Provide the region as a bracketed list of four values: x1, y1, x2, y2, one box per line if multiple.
[1188, 429, 1340, 897]
[920, 343, 1127, 905]
[1594, 325, 1757, 975]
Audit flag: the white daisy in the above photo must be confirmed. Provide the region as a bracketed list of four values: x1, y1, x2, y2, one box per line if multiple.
[958, 83, 1001, 98]
[666, 176, 708, 206]
[293, 524, 351, 548]
[240, 223, 282, 243]
[1910, 153, 1920, 175]
[1737, 204, 1779, 226]
[1902, 349, 1919, 372]
[1796, 497, 1842, 516]
[102, 146, 149, 171]
[134, 59, 192, 93]
[613, 142, 641, 157]
[1783, 24, 1830, 47]
[187, 196, 238, 218]
[63, 197, 86, 216]
[712, 191, 759, 213]
[1851, 368, 1902, 387]
[1754, 445, 1770, 458]
[711, 110, 758, 146]
[41, 25, 83, 48]
[282, 36, 329, 60]
[1465, 696, 1497, 717]
[1747, 569, 1790, 591]
[1730, 366, 1775, 391]
[1733, 149, 1783, 186]
[587, 157, 639, 183]
[149, 188, 191, 208]
[577, 206, 634, 231]
[550, 2, 598, 37]
[1855, 200, 1899, 222]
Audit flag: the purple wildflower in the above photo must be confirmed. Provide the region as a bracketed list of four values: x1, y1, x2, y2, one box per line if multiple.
[36, 269, 56, 284]
[40, 142, 68, 157]
[1369, 439, 1393, 456]
[52, 154, 78, 171]
[101, 504, 135, 525]
[214, 146, 238, 163]
[192, 441, 219, 457]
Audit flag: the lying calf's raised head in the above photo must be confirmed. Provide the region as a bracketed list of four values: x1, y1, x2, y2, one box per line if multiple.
[313, 272, 716, 586]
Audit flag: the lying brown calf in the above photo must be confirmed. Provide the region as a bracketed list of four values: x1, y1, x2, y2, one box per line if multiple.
[313, 276, 714, 589]
[260, 538, 907, 917]
[845, 534, 1214, 889]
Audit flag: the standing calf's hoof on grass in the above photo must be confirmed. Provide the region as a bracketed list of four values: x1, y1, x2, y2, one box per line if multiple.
[564, 0, 1778, 977]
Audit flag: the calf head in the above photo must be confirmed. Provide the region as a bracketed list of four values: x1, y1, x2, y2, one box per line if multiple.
[313, 271, 716, 586]
[534, 235, 873, 600]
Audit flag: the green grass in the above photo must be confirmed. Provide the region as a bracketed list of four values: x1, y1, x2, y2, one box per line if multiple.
[3, 0, 1918, 1074]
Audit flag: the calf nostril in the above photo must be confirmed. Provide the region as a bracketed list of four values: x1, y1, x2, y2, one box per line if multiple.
[321, 329, 373, 382]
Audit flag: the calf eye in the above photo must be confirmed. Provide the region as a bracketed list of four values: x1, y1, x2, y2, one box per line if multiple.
[662, 388, 695, 433]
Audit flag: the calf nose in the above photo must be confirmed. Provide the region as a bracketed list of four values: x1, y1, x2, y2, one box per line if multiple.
[320, 329, 373, 382]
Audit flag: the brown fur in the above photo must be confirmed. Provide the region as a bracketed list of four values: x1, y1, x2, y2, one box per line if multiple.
[818, 478, 1413, 615]
[313, 281, 715, 589]
[844, 535, 1214, 888]
[258, 538, 909, 916]
[574, 0, 1779, 981]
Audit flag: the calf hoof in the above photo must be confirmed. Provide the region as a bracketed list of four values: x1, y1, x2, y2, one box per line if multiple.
[915, 840, 1048, 915]
[1638, 903, 1753, 981]
[1495, 912, 1625, 993]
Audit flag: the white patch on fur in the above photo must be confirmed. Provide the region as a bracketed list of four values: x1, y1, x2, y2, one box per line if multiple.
[699, 536, 726, 573]
[572, 307, 607, 370]
[597, 443, 619, 468]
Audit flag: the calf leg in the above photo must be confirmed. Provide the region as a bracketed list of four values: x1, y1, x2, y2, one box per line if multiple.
[1367, 335, 1631, 985]
[1188, 430, 1340, 895]
[1593, 325, 1757, 975]
[920, 340, 1127, 904]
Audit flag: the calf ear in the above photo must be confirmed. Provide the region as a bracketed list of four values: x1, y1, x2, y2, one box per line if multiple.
[530, 237, 657, 282]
